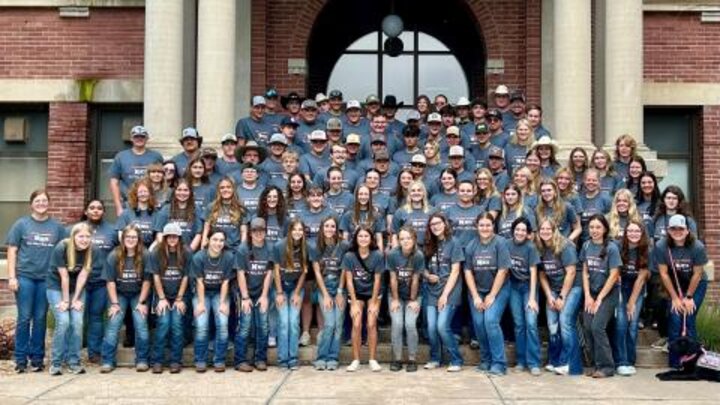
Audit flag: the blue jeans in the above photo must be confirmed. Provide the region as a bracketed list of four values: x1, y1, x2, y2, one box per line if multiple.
[509, 280, 541, 368]
[546, 286, 583, 375]
[152, 306, 185, 366]
[275, 287, 304, 368]
[193, 292, 229, 367]
[669, 280, 707, 368]
[14, 276, 48, 367]
[234, 296, 269, 365]
[47, 289, 85, 368]
[316, 298, 345, 365]
[426, 302, 463, 366]
[613, 285, 645, 367]
[84, 284, 107, 359]
[470, 283, 510, 372]
[389, 296, 422, 361]
[101, 293, 150, 366]
[268, 286, 278, 340]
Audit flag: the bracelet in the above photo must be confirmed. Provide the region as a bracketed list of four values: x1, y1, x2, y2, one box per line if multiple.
[175, 297, 183, 302]
[111, 302, 120, 307]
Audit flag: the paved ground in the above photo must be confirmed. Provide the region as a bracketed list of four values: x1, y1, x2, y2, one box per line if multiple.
[1, 364, 718, 404]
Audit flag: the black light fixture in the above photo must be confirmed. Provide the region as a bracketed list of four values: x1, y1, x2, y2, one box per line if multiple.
[382, 4, 404, 57]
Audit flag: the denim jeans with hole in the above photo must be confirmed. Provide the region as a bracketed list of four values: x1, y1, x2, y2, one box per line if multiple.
[101, 293, 150, 366]
[152, 305, 185, 366]
[546, 286, 583, 374]
[389, 296, 422, 361]
[47, 289, 85, 368]
[234, 296, 269, 365]
[14, 276, 48, 367]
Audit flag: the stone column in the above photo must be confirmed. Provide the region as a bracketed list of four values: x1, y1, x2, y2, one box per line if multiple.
[552, 0, 594, 155]
[196, 0, 237, 145]
[144, 0, 184, 157]
[604, 0, 644, 146]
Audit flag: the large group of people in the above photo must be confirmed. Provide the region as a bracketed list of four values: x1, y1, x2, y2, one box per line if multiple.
[5, 85, 709, 379]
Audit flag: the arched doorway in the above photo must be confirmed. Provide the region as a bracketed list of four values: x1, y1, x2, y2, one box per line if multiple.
[307, 0, 486, 104]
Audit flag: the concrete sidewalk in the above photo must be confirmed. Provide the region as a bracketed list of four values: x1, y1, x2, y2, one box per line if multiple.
[1, 365, 718, 404]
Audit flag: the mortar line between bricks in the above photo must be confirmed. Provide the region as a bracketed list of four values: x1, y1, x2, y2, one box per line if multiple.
[265, 369, 293, 405]
[23, 375, 81, 405]
[486, 375, 507, 405]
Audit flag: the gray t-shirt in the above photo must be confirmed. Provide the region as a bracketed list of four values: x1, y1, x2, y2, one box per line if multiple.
[5, 216, 67, 280]
[386, 247, 425, 301]
[464, 235, 511, 294]
[580, 240, 622, 295]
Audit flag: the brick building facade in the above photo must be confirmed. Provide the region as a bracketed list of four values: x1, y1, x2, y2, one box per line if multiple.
[0, 0, 719, 306]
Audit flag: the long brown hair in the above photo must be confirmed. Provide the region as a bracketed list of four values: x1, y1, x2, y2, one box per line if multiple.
[115, 224, 145, 279]
[169, 178, 196, 224]
[207, 177, 245, 225]
[351, 183, 376, 230]
[157, 233, 186, 277]
[620, 219, 650, 271]
[283, 218, 308, 274]
[424, 213, 452, 258]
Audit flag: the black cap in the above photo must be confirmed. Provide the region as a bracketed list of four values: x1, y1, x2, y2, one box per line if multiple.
[485, 109, 503, 120]
[280, 116, 299, 128]
[328, 90, 343, 99]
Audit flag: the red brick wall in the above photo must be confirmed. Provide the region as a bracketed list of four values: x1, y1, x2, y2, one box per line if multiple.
[252, 0, 541, 102]
[46, 102, 90, 225]
[644, 12, 720, 83]
[699, 105, 720, 304]
[0, 7, 144, 79]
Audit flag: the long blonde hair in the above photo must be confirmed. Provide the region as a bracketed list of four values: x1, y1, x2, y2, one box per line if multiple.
[207, 177, 245, 226]
[608, 188, 642, 239]
[534, 218, 568, 257]
[402, 181, 431, 213]
[510, 119, 535, 146]
[474, 168, 499, 202]
[535, 179, 566, 227]
[66, 222, 92, 273]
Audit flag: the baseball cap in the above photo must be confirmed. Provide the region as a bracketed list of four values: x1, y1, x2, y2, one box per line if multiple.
[250, 217, 267, 230]
[280, 116, 299, 128]
[486, 109, 503, 121]
[427, 112, 442, 123]
[373, 150, 390, 161]
[265, 88, 279, 99]
[328, 89, 343, 100]
[446, 126, 460, 137]
[181, 127, 200, 140]
[365, 94, 380, 104]
[488, 146, 504, 159]
[346, 134, 361, 145]
[162, 223, 183, 237]
[326, 118, 342, 131]
[301, 99, 318, 110]
[510, 90, 526, 103]
[309, 130, 327, 141]
[221, 133, 238, 144]
[371, 134, 387, 144]
[269, 133, 288, 146]
[201, 148, 218, 159]
[241, 162, 257, 172]
[449, 145, 464, 157]
[410, 154, 427, 165]
[406, 110, 421, 121]
[668, 214, 688, 229]
[346, 100, 361, 110]
[130, 125, 148, 137]
[475, 123, 490, 134]
[252, 95, 266, 107]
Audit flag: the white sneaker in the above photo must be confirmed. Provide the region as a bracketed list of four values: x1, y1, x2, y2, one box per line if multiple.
[300, 331, 311, 346]
[346, 360, 360, 372]
[626, 365, 637, 375]
[424, 361, 439, 370]
[616, 366, 631, 376]
[544, 364, 555, 373]
[554, 365, 569, 376]
[268, 337, 277, 348]
[369, 359, 382, 372]
[446, 365, 462, 372]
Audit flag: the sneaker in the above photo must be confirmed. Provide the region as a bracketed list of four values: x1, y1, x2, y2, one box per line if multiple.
[314, 360, 327, 371]
[49, 365, 62, 376]
[661, 342, 669, 353]
[14, 364, 27, 374]
[30, 363, 44, 373]
[326, 361, 339, 371]
[544, 364, 555, 373]
[152, 364, 163, 374]
[369, 359, 382, 372]
[513, 365, 526, 373]
[255, 362, 268, 371]
[469, 339, 480, 349]
[300, 331, 311, 346]
[489, 367, 506, 376]
[195, 364, 207, 373]
[475, 363, 490, 373]
[530, 367, 542, 376]
[651, 337, 667, 350]
[346, 360, 360, 372]
[169, 363, 182, 374]
[289, 364, 299, 371]
[446, 365, 462, 372]
[424, 361, 439, 370]
[390, 361, 402, 372]
[405, 361, 417, 372]
[136, 363, 149, 372]
[235, 363, 253, 372]
[68, 365, 86, 375]
[100, 364, 114, 374]
[554, 365, 569, 376]
[214, 364, 226, 373]
[627, 365, 637, 375]
[268, 336, 277, 348]
[88, 354, 101, 364]
[617, 366, 631, 376]
[592, 370, 612, 379]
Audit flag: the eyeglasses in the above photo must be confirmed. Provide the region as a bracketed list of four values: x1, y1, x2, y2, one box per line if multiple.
[429, 221, 444, 227]
[163, 168, 175, 173]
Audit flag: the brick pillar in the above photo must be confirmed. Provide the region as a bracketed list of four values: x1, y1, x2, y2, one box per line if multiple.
[699, 105, 720, 305]
[46, 102, 90, 225]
